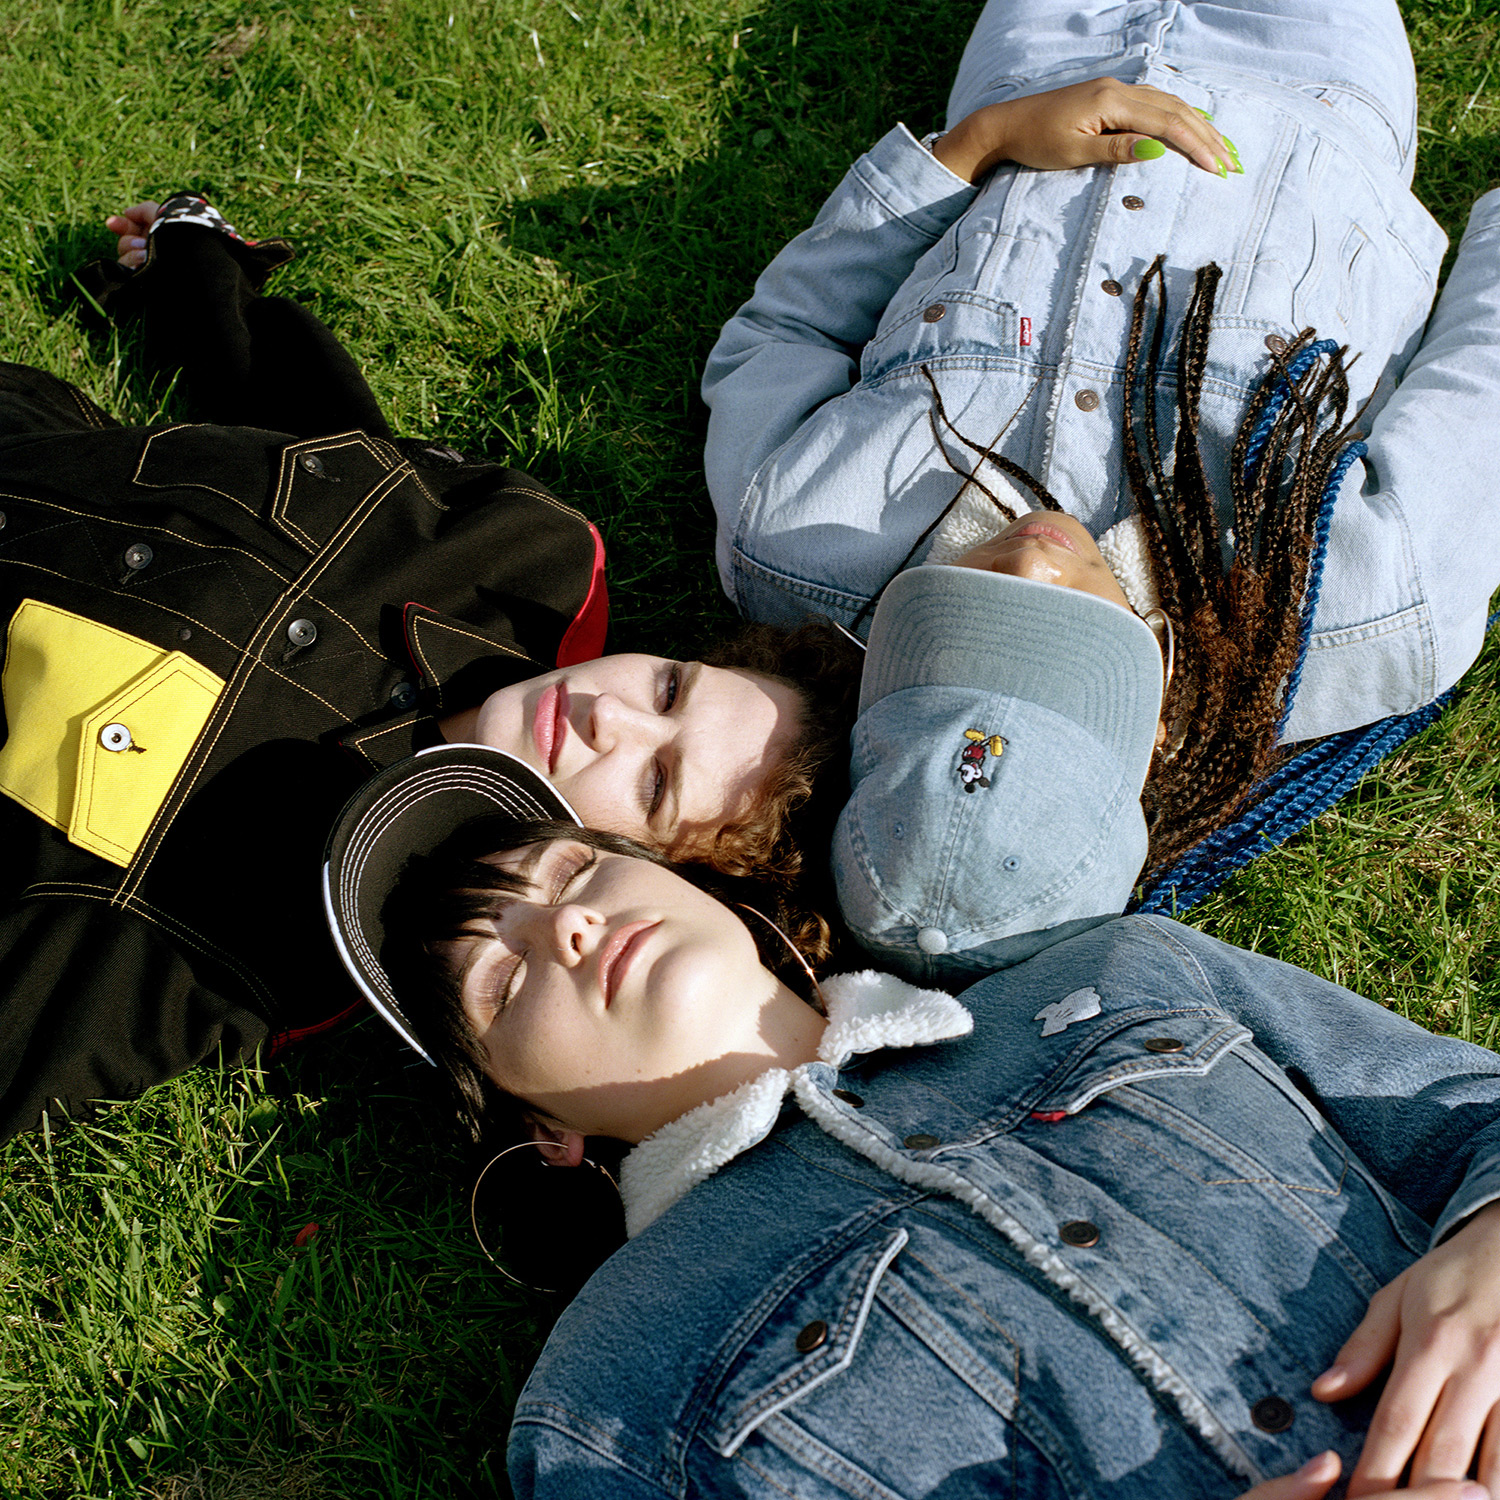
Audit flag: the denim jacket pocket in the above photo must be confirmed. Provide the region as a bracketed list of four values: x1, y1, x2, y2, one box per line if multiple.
[703, 1226, 908, 1459]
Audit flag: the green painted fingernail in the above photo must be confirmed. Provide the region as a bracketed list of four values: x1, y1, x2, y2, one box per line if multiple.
[1132, 139, 1166, 160]
[1195, 108, 1214, 121]
[1222, 135, 1238, 153]
[1216, 160, 1228, 178]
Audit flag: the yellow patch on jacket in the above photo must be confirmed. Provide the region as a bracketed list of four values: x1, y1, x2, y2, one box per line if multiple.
[0, 599, 225, 867]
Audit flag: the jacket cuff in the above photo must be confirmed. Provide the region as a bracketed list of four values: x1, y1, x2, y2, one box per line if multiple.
[1432, 1156, 1500, 1246]
[849, 122, 978, 238]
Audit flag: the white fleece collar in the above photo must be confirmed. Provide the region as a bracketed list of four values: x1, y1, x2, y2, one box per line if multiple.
[618, 971, 971, 1238]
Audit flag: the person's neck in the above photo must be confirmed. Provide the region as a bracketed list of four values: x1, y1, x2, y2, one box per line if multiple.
[436, 705, 478, 742]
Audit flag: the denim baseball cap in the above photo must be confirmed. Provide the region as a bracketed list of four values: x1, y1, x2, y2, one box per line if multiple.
[833, 565, 1165, 984]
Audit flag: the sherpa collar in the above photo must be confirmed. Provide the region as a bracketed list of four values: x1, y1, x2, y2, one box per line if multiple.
[618, 971, 971, 1237]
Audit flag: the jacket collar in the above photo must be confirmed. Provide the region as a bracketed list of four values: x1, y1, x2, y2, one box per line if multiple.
[619, 971, 971, 1237]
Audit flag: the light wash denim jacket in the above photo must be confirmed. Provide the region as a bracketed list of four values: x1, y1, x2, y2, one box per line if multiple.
[703, 64, 1500, 745]
[508, 915, 1500, 1499]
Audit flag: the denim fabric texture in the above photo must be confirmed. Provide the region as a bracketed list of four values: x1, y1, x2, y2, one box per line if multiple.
[702, 0, 1500, 747]
[508, 915, 1500, 1498]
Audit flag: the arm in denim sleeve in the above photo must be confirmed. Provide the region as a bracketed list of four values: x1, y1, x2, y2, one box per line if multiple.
[701, 124, 976, 593]
[1163, 919, 1500, 1248]
[1283, 189, 1500, 742]
[508, 1420, 672, 1500]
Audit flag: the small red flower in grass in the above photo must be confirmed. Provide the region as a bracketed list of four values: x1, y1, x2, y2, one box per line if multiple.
[294, 1222, 321, 1247]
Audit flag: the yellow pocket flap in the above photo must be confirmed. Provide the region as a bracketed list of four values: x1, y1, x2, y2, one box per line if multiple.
[0, 599, 225, 867]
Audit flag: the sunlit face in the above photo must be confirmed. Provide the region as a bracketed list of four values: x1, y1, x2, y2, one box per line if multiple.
[443, 840, 823, 1143]
[953, 513, 1134, 612]
[442, 657, 804, 855]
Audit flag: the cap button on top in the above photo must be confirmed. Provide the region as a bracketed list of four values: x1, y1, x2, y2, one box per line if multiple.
[1143, 1036, 1184, 1054]
[286, 618, 318, 648]
[916, 927, 949, 955]
[922, 303, 946, 323]
[123, 542, 153, 570]
[1074, 389, 1100, 412]
[795, 1321, 828, 1353]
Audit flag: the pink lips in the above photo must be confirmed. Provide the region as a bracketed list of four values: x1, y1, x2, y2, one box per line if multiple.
[1008, 520, 1080, 554]
[598, 920, 658, 1006]
[532, 682, 570, 772]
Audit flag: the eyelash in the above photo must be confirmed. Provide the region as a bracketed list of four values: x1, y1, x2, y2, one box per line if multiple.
[647, 664, 682, 817]
[493, 849, 599, 1011]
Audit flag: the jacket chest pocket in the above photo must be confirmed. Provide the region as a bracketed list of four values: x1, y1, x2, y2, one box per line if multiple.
[0, 600, 224, 866]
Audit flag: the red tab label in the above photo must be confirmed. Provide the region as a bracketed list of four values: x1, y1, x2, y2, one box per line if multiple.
[1030, 1110, 1067, 1123]
[1020, 317, 1032, 347]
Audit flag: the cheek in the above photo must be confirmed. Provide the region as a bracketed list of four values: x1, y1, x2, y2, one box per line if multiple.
[552, 765, 648, 840]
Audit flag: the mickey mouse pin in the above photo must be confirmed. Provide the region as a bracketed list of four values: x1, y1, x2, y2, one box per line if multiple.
[958, 729, 1007, 792]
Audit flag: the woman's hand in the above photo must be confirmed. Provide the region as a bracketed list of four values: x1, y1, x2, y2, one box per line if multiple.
[1313, 1201, 1500, 1497]
[1236, 1449, 1486, 1500]
[931, 77, 1238, 184]
[103, 201, 161, 268]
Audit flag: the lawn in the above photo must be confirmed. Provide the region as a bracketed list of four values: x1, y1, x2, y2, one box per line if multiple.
[0, 0, 1497, 1495]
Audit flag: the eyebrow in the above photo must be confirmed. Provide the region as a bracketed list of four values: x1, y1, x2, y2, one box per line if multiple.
[657, 660, 702, 838]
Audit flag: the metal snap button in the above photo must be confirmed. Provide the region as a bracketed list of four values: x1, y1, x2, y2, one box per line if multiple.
[300, 453, 325, 474]
[916, 927, 949, 954]
[1074, 390, 1100, 412]
[286, 618, 318, 647]
[1264, 334, 1288, 354]
[1101, 279, 1123, 296]
[1251, 1396, 1295, 1433]
[0, 510, 7, 528]
[904, 1133, 941, 1150]
[99, 723, 133, 752]
[389, 681, 417, 710]
[1002, 856, 1020, 872]
[832, 1089, 864, 1108]
[123, 542, 154, 570]
[178, 626, 193, 642]
[1143, 1036, 1184, 1054]
[795, 1320, 828, 1353]
[922, 303, 946, 323]
[1122, 195, 1145, 210]
[1059, 1220, 1100, 1248]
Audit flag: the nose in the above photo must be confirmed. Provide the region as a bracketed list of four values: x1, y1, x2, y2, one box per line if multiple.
[508, 901, 602, 967]
[587, 692, 664, 752]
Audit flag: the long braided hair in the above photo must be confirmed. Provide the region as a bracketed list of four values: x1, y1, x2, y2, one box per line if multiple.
[889, 254, 1364, 876]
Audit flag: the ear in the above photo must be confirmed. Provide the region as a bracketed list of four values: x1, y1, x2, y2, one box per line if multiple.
[526, 1115, 587, 1168]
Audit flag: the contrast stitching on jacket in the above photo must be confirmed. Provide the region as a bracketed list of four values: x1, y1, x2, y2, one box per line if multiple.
[132, 426, 264, 521]
[256, 662, 351, 719]
[411, 612, 535, 667]
[343, 718, 418, 756]
[118, 466, 409, 903]
[792, 1075, 1261, 1482]
[271, 432, 394, 553]
[738, 1434, 897, 1500]
[491, 483, 591, 525]
[67, 384, 109, 430]
[730, 1447, 831, 1500]
[0, 493, 295, 587]
[21, 882, 277, 1010]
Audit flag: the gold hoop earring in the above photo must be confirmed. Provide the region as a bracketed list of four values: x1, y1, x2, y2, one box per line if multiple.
[469, 1140, 623, 1294]
[736, 904, 826, 1015]
[1141, 607, 1176, 693]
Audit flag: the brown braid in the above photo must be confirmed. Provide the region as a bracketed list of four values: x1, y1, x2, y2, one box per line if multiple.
[923, 255, 1364, 875]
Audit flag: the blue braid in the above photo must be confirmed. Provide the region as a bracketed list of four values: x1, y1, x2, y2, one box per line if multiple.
[1137, 340, 1471, 916]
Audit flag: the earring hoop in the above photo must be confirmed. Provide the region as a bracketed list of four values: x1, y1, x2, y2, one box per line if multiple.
[469, 1140, 622, 1294]
[736, 904, 826, 1016]
[1141, 607, 1176, 693]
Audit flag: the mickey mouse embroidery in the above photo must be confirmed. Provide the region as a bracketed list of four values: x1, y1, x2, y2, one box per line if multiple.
[958, 729, 1007, 792]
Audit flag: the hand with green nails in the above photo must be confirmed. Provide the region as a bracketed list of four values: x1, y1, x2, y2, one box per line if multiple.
[931, 76, 1241, 183]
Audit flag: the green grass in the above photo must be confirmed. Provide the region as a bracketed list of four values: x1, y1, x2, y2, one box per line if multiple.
[0, 0, 1497, 1494]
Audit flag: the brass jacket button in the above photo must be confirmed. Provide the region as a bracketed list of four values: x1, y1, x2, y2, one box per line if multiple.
[1122, 194, 1145, 210]
[1265, 334, 1289, 354]
[795, 1320, 828, 1353]
[1143, 1037, 1184, 1054]
[1074, 390, 1100, 412]
[1101, 279, 1123, 296]
[904, 1133, 941, 1150]
[1251, 1396, 1295, 1433]
[832, 1089, 864, 1107]
[922, 303, 946, 323]
[1059, 1220, 1100, 1247]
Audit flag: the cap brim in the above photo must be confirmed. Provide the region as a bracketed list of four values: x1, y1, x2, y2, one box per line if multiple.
[322, 744, 579, 1061]
[859, 565, 1164, 778]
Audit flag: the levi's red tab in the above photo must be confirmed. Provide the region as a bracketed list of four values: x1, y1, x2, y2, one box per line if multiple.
[1030, 1110, 1067, 1123]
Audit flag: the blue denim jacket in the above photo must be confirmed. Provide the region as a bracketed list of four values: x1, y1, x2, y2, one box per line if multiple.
[702, 59, 1500, 745]
[508, 916, 1500, 1498]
